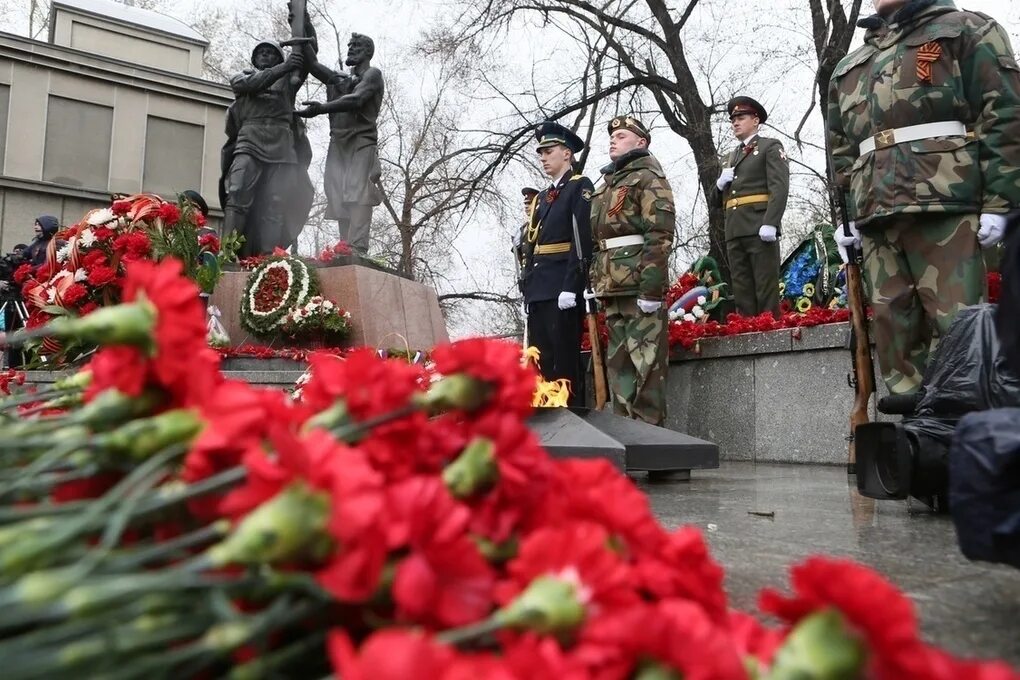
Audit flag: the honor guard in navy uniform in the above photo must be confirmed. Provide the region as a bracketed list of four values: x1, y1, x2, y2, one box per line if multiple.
[520, 122, 595, 405]
[715, 96, 790, 318]
[513, 187, 541, 280]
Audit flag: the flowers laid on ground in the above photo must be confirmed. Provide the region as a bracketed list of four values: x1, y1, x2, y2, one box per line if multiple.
[240, 253, 318, 336]
[0, 258, 1014, 679]
[279, 295, 353, 343]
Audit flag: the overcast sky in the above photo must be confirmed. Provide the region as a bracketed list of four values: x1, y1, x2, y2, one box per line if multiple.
[5, 0, 1020, 335]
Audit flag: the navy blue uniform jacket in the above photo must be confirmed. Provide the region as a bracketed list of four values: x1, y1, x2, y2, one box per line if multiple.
[521, 173, 595, 305]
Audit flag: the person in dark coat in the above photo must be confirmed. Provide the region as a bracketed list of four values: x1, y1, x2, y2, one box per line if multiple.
[26, 215, 60, 267]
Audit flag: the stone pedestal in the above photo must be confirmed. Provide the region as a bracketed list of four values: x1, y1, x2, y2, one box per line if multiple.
[210, 263, 449, 350]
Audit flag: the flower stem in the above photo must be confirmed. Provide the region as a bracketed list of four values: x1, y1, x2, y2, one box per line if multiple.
[435, 615, 505, 646]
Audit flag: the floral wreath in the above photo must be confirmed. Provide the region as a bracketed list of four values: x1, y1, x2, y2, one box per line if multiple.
[240, 255, 318, 336]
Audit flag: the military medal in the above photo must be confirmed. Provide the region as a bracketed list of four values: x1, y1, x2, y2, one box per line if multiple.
[546, 189, 560, 204]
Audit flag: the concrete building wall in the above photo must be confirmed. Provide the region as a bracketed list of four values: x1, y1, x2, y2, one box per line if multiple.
[0, 31, 231, 252]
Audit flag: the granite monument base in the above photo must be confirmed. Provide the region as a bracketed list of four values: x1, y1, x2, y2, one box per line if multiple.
[528, 407, 720, 476]
[210, 262, 449, 350]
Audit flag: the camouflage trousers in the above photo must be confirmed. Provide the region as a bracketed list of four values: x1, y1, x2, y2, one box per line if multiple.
[862, 213, 986, 396]
[603, 296, 669, 425]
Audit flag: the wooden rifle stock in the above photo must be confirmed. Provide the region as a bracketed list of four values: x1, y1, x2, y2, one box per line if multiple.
[837, 190, 875, 470]
[587, 300, 608, 410]
[572, 215, 608, 409]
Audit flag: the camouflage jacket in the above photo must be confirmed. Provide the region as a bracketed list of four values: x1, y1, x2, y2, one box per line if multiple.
[589, 150, 676, 299]
[827, 0, 1020, 226]
[716, 136, 790, 240]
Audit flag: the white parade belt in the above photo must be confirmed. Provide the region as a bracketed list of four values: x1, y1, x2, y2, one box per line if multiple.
[597, 234, 644, 250]
[858, 121, 968, 156]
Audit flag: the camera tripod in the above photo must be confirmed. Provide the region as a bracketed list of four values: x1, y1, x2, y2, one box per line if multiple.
[1, 297, 30, 370]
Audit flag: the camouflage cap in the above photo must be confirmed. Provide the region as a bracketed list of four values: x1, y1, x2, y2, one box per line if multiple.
[607, 115, 650, 141]
[727, 96, 768, 124]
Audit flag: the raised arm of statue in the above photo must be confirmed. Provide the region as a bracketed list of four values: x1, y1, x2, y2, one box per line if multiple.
[316, 67, 383, 114]
[230, 53, 303, 96]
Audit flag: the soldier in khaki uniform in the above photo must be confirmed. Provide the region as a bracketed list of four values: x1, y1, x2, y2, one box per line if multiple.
[827, 0, 1020, 396]
[715, 97, 790, 318]
[590, 116, 676, 426]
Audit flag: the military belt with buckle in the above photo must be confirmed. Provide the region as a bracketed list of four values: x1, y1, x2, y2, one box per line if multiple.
[595, 235, 644, 251]
[533, 242, 571, 255]
[725, 194, 770, 210]
[858, 121, 968, 156]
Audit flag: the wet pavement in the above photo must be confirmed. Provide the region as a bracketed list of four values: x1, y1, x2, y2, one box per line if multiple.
[635, 462, 1020, 665]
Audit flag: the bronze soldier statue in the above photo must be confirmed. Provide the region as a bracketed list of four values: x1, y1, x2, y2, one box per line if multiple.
[297, 34, 385, 256]
[219, 40, 314, 257]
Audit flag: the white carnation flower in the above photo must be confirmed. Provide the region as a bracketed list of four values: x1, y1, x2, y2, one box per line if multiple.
[683, 313, 696, 323]
[697, 295, 707, 306]
[55, 243, 71, 263]
[78, 228, 97, 248]
[693, 306, 705, 318]
[86, 208, 116, 226]
[668, 311, 681, 322]
[323, 300, 335, 310]
[74, 268, 88, 282]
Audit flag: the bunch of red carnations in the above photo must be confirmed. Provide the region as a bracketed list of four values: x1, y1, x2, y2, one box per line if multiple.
[0, 259, 1013, 680]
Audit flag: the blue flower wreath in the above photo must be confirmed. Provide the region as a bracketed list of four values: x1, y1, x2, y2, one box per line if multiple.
[782, 248, 822, 299]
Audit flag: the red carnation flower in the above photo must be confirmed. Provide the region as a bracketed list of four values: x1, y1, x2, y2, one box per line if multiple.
[195, 212, 207, 227]
[84, 259, 220, 407]
[759, 557, 930, 679]
[82, 250, 108, 269]
[301, 349, 427, 421]
[633, 525, 728, 624]
[112, 200, 132, 216]
[333, 241, 353, 255]
[13, 264, 34, 285]
[542, 458, 665, 556]
[113, 232, 152, 261]
[328, 630, 454, 680]
[573, 599, 747, 680]
[158, 203, 181, 224]
[498, 521, 641, 620]
[61, 283, 88, 308]
[92, 226, 115, 242]
[198, 233, 220, 254]
[386, 476, 496, 628]
[78, 301, 99, 316]
[183, 381, 296, 519]
[430, 338, 537, 416]
[87, 265, 118, 287]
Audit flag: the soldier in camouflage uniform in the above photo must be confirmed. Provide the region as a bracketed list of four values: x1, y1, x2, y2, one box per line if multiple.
[827, 0, 1020, 396]
[715, 97, 790, 318]
[590, 116, 676, 425]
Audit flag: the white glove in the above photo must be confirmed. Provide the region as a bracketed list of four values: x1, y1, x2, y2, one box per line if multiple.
[759, 225, 778, 243]
[716, 167, 735, 191]
[978, 213, 1007, 248]
[637, 298, 662, 314]
[557, 291, 577, 310]
[582, 288, 598, 301]
[835, 221, 861, 265]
